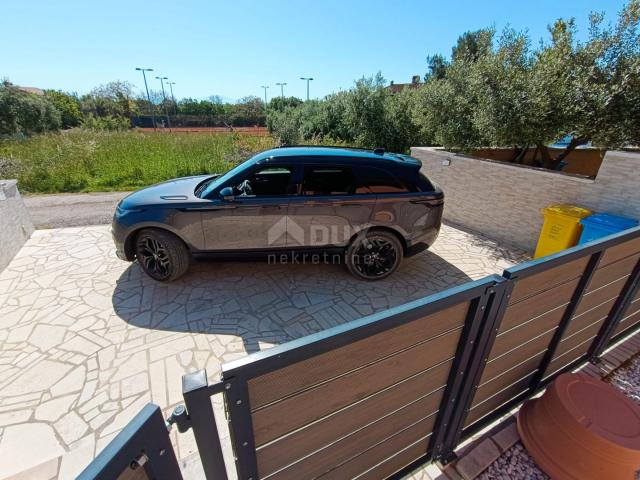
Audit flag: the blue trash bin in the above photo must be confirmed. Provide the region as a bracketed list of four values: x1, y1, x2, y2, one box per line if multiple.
[579, 213, 639, 244]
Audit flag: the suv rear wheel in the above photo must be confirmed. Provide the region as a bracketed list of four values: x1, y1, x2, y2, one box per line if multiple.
[135, 229, 190, 281]
[345, 230, 403, 280]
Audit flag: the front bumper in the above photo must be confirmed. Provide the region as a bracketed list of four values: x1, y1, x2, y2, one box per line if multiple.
[112, 213, 133, 261]
[114, 245, 128, 260]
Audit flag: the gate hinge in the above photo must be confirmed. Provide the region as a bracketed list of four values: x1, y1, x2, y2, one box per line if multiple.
[166, 404, 192, 433]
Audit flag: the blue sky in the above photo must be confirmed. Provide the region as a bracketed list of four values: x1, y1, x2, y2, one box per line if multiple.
[1, 0, 628, 102]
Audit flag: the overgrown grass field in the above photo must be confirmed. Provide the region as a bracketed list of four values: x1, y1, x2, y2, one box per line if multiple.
[0, 130, 276, 193]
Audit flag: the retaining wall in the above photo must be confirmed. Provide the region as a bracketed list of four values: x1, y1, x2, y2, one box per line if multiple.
[0, 180, 34, 272]
[411, 148, 640, 252]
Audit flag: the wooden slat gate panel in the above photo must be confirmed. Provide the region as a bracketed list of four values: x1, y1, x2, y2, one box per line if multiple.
[454, 226, 640, 443]
[219, 276, 503, 480]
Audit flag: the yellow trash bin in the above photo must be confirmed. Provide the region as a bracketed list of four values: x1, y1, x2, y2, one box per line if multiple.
[534, 204, 593, 259]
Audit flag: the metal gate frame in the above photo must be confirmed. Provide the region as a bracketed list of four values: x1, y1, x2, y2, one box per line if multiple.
[182, 275, 505, 480]
[77, 404, 182, 480]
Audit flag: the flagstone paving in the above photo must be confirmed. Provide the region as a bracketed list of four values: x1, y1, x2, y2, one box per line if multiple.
[0, 224, 528, 479]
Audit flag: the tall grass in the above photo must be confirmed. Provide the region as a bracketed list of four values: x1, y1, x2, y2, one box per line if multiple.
[0, 130, 276, 193]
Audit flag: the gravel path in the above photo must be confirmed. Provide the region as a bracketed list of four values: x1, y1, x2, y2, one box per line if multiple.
[478, 443, 548, 480]
[23, 191, 131, 228]
[606, 354, 640, 405]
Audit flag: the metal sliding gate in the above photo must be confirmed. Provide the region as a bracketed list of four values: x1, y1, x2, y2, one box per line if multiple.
[79, 226, 640, 480]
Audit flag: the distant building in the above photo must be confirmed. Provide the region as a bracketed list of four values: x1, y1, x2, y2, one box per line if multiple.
[388, 75, 422, 93]
[17, 86, 45, 96]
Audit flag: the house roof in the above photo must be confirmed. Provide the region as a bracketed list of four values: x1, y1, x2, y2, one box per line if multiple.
[17, 86, 45, 96]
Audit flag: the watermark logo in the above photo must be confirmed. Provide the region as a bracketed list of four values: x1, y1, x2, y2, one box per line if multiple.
[266, 215, 377, 265]
[266, 216, 288, 246]
[267, 215, 357, 247]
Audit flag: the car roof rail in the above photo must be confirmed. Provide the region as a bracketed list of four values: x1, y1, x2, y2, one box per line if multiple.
[276, 144, 378, 153]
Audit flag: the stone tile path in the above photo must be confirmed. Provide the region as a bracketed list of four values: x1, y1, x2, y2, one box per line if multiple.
[0, 224, 528, 479]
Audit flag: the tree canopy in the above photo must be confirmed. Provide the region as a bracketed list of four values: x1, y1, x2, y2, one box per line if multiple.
[415, 0, 640, 164]
[267, 0, 639, 162]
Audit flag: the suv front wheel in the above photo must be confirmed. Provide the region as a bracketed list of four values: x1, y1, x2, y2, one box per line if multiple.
[345, 230, 403, 280]
[135, 229, 190, 281]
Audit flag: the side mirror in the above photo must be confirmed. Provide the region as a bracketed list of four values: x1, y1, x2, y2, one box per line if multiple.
[219, 186, 234, 201]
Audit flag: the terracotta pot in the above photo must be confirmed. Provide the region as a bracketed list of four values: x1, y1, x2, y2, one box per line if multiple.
[517, 372, 640, 479]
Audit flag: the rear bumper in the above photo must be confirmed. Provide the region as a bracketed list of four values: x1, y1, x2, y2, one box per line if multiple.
[405, 222, 442, 257]
[405, 242, 429, 257]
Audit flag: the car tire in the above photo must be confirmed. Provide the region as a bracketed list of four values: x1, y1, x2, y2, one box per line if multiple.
[135, 229, 190, 282]
[345, 230, 403, 280]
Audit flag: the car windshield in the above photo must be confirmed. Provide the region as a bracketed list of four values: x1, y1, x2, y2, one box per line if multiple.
[198, 155, 259, 198]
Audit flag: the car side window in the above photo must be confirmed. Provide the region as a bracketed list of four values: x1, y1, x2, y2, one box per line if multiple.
[302, 166, 355, 196]
[355, 166, 409, 194]
[234, 166, 293, 196]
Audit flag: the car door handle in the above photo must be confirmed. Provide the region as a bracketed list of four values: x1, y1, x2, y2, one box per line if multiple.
[260, 204, 282, 209]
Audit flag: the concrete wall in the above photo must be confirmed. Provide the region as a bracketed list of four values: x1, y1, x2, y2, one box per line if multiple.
[411, 148, 640, 253]
[0, 180, 34, 272]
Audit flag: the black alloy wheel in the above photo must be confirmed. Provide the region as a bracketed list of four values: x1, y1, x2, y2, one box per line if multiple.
[135, 229, 190, 281]
[346, 230, 403, 280]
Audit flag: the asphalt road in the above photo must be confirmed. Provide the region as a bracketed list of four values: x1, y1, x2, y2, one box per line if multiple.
[24, 191, 132, 229]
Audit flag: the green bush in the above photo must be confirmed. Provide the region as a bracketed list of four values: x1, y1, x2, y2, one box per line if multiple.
[44, 90, 82, 128]
[80, 81, 137, 119]
[267, 74, 431, 152]
[0, 82, 61, 136]
[267, 108, 302, 145]
[82, 113, 130, 131]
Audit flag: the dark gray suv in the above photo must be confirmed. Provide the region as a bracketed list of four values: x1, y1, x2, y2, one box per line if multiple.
[112, 146, 444, 281]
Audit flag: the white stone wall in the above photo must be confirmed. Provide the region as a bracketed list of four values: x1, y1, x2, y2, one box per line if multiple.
[411, 148, 640, 252]
[0, 180, 34, 272]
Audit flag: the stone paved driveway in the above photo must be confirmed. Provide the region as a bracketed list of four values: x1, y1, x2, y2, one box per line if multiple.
[0, 224, 528, 479]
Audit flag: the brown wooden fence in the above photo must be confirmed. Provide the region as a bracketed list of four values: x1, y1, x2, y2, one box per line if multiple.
[80, 226, 640, 480]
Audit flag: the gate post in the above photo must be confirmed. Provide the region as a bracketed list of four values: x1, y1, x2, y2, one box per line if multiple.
[588, 257, 640, 359]
[182, 370, 229, 480]
[430, 277, 511, 463]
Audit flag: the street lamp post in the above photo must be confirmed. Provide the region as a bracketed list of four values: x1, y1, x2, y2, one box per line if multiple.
[260, 85, 269, 105]
[300, 77, 314, 101]
[136, 67, 156, 129]
[167, 81, 177, 116]
[155, 76, 171, 128]
[275, 82, 287, 98]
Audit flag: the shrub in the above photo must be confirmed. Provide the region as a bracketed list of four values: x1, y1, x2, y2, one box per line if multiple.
[267, 73, 428, 152]
[44, 90, 82, 128]
[82, 114, 130, 131]
[0, 81, 61, 136]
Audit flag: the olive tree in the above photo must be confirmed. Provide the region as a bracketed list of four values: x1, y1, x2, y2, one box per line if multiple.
[416, 0, 640, 164]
